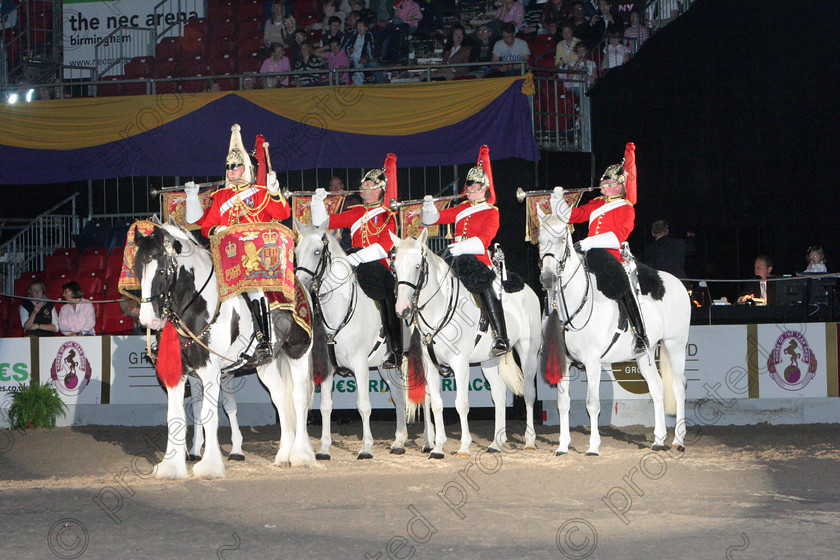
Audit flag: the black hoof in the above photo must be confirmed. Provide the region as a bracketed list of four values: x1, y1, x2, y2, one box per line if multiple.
[429, 452, 445, 460]
[652, 444, 671, 451]
[315, 453, 331, 461]
[390, 447, 406, 455]
[674, 445, 685, 453]
[422, 446, 432, 453]
[555, 450, 568, 456]
[585, 451, 600, 456]
[357, 452, 373, 460]
[485, 447, 501, 453]
[186, 454, 201, 462]
[228, 453, 245, 462]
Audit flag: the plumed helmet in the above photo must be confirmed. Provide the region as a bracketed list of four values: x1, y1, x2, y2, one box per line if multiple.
[361, 167, 387, 190]
[465, 165, 489, 188]
[225, 124, 255, 183]
[599, 162, 627, 186]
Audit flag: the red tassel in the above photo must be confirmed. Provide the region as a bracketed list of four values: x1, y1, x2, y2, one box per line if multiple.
[254, 134, 267, 187]
[623, 142, 637, 205]
[311, 311, 330, 386]
[477, 145, 495, 205]
[540, 310, 566, 384]
[383, 153, 398, 207]
[407, 329, 426, 404]
[156, 322, 183, 389]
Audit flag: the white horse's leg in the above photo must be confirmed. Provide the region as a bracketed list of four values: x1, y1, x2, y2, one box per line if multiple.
[453, 360, 474, 457]
[664, 339, 688, 450]
[482, 358, 507, 453]
[426, 358, 446, 459]
[221, 375, 244, 460]
[637, 352, 668, 449]
[156, 376, 189, 479]
[584, 362, 603, 455]
[187, 376, 204, 461]
[422, 395, 434, 453]
[353, 355, 375, 459]
[555, 365, 572, 455]
[287, 354, 316, 467]
[258, 359, 293, 466]
[380, 366, 408, 454]
[316, 372, 334, 460]
[516, 337, 540, 450]
[193, 367, 226, 479]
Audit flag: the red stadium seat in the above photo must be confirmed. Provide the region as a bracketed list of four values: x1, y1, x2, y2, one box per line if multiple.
[77, 253, 106, 276]
[238, 18, 262, 40]
[532, 35, 557, 59]
[78, 276, 104, 301]
[45, 254, 74, 275]
[124, 56, 155, 79]
[208, 2, 236, 22]
[104, 274, 123, 299]
[97, 75, 124, 97]
[294, 0, 323, 23]
[213, 36, 238, 57]
[105, 252, 125, 279]
[210, 20, 238, 40]
[178, 35, 206, 57]
[46, 278, 67, 301]
[185, 17, 209, 40]
[211, 55, 239, 76]
[238, 1, 264, 22]
[98, 303, 135, 335]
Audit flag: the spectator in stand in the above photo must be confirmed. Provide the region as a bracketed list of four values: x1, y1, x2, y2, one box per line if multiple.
[566, 1, 591, 44]
[393, 0, 423, 33]
[583, 0, 599, 18]
[342, 10, 361, 52]
[802, 246, 827, 274]
[520, 0, 550, 38]
[264, 1, 288, 48]
[242, 71, 257, 90]
[260, 42, 292, 87]
[119, 296, 144, 335]
[644, 219, 695, 284]
[349, 0, 375, 27]
[623, 9, 650, 53]
[36, 85, 53, 100]
[491, 0, 525, 34]
[554, 22, 580, 68]
[588, 0, 623, 49]
[348, 18, 381, 84]
[293, 42, 326, 86]
[19, 280, 58, 336]
[738, 256, 776, 306]
[432, 23, 472, 80]
[491, 22, 531, 76]
[564, 42, 597, 89]
[322, 0, 346, 29]
[542, 0, 572, 35]
[317, 15, 345, 49]
[314, 37, 352, 84]
[288, 28, 308, 65]
[470, 24, 498, 78]
[58, 281, 95, 336]
[204, 79, 222, 92]
[601, 28, 629, 72]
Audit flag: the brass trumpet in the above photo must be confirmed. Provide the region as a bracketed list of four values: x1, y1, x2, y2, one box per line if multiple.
[150, 180, 225, 197]
[515, 186, 598, 203]
[389, 193, 464, 212]
[281, 187, 365, 198]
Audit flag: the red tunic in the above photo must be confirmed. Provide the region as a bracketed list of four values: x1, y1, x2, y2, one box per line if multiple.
[328, 203, 396, 265]
[569, 196, 635, 261]
[434, 201, 499, 266]
[199, 183, 290, 237]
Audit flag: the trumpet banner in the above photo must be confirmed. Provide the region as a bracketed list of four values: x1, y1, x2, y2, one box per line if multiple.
[162, 189, 215, 230]
[399, 199, 451, 238]
[524, 191, 582, 244]
[291, 195, 346, 230]
[210, 223, 296, 302]
[118, 220, 157, 298]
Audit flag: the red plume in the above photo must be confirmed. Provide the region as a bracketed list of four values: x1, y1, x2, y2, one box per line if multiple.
[156, 322, 183, 389]
[383, 153, 398, 205]
[623, 142, 637, 205]
[478, 145, 495, 205]
[254, 134, 267, 187]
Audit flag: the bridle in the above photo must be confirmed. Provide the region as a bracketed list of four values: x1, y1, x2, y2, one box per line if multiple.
[295, 234, 357, 342]
[540, 226, 593, 331]
[395, 244, 458, 345]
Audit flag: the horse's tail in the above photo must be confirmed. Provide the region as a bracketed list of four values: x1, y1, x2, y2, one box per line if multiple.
[658, 341, 677, 416]
[156, 322, 184, 389]
[499, 352, 524, 396]
[310, 312, 331, 387]
[540, 309, 566, 384]
[404, 328, 426, 421]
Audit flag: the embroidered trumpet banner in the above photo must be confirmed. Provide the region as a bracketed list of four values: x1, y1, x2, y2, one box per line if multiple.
[118, 220, 157, 297]
[292, 194, 345, 229]
[399, 199, 451, 239]
[209, 223, 296, 302]
[524, 191, 582, 244]
[162, 190, 215, 230]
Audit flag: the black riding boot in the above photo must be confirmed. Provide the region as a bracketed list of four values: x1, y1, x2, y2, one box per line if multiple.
[620, 291, 649, 355]
[249, 297, 272, 362]
[380, 290, 404, 368]
[478, 287, 510, 356]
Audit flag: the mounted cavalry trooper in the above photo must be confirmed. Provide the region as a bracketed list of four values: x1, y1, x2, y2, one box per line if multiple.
[184, 124, 291, 361]
[549, 142, 649, 355]
[310, 154, 403, 368]
[421, 146, 510, 356]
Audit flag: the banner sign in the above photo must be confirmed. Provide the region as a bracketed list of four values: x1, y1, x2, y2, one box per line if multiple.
[291, 194, 345, 231]
[524, 191, 581, 243]
[0, 338, 32, 411]
[118, 220, 156, 297]
[162, 189, 214, 231]
[39, 336, 103, 405]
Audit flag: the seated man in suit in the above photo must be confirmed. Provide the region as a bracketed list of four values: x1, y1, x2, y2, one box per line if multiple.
[738, 255, 775, 305]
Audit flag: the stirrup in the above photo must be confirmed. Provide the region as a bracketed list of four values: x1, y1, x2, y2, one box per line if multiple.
[632, 335, 648, 356]
[253, 340, 272, 362]
[383, 351, 402, 369]
[491, 334, 510, 356]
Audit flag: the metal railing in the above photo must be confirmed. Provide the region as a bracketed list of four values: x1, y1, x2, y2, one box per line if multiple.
[93, 25, 155, 79]
[0, 194, 80, 295]
[531, 69, 590, 151]
[153, 0, 205, 41]
[1, 0, 61, 87]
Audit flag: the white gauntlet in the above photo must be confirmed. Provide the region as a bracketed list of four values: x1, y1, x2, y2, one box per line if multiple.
[421, 195, 440, 225]
[448, 236, 485, 256]
[311, 188, 329, 226]
[184, 181, 204, 224]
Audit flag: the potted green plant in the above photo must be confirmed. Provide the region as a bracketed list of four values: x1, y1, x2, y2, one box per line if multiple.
[6, 382, 67, 430]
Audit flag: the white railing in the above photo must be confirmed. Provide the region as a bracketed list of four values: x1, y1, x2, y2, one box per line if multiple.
[0, 194, 80, 295]
[93, 25, 155, 78]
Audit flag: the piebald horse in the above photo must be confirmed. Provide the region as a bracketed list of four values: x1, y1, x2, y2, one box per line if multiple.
[537, 209, 691, 455]
[390, 229, 542, 458]
[134, 222, 317, 479]
[294, 220, 412, 459]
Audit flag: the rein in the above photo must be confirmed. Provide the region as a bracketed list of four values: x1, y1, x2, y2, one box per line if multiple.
[400, 247, 459, 347]
[543, 230, 593, 331]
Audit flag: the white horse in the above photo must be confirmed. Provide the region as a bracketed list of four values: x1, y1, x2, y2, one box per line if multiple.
[295, 220, 413, 459]
[390, 229, 542, 458]
[537, 209, 691, 455]
[134, 222, 316, 479]
[186, 374, 244, 462]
